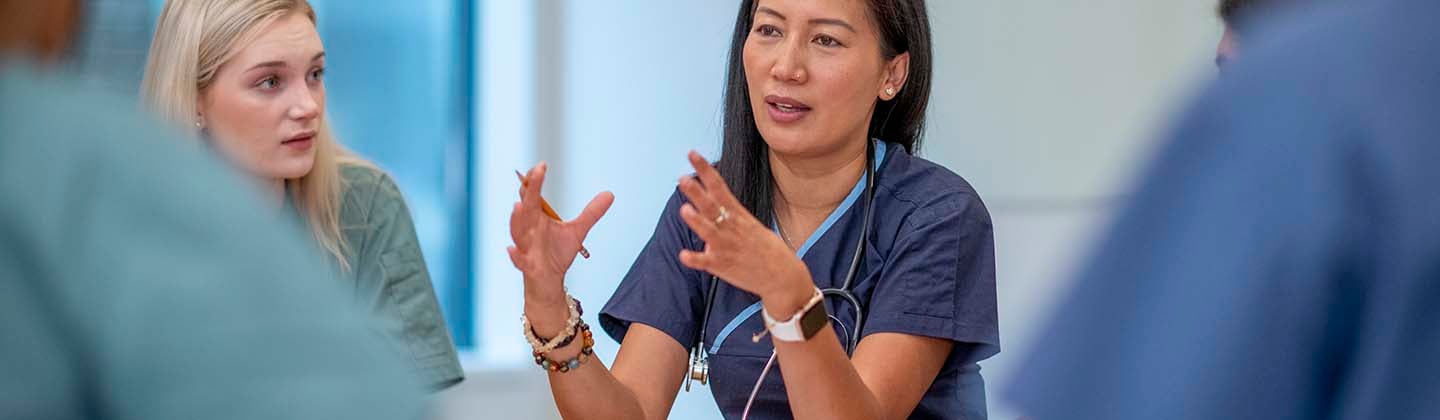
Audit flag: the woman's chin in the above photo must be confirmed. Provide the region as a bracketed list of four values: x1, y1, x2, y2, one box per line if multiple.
[757, 128, 808, 154]
[758, 129, 848, 159]
[261, 159, 315, 181]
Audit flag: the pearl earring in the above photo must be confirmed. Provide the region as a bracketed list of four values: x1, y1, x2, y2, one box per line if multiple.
[885, 87, 896, 97]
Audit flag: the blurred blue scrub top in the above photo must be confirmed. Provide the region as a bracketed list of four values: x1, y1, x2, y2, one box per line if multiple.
[1008, 0, 1440, 418]
[602, 141, 1000, 419]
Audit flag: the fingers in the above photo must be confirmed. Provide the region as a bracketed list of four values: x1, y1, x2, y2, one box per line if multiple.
[572, 191, 615, 238]
[511, 199, 554, 246]
[687, 151, 741, 209]
[678, 202, 719, 240]
[520, 162, 548, 212]
[506, 245, 528, 271]
[508, 220, 552, 274]
[677, 175, 718, 220]
[507, 243, 545, 273]
[677, 249, 713, 272]
[509, 202, 529, 245]
[686, 151, 720, 189]
[510, 207, 556, 259]
[512, 162, 555, 247]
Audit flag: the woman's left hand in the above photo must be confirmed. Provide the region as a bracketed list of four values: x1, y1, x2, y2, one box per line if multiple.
[675, 151, 811, 303]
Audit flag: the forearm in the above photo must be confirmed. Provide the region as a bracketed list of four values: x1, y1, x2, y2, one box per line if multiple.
[546, 355, 647, 419]
[761, 284, 886, 420]
[525, 295, 649, 420]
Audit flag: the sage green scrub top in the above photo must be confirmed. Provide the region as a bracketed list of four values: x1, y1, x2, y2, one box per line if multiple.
[320, 163, 464, 390]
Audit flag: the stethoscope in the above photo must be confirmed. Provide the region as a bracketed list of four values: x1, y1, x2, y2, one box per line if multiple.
[685, 140, 880, 391]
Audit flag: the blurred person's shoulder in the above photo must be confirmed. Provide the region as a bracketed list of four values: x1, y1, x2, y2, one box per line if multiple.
[0, 61, 229, 235]
[0, 61, 211, 182]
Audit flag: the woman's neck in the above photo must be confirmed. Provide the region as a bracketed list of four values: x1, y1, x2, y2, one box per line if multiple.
[769, 138, 868, 232]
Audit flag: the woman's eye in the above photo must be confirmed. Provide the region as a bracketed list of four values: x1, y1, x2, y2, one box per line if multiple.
[814, 34, 842, 47]
[309, 68, 325, 82]
[754, 24, 782, 38]
[256, 76, 279, 90]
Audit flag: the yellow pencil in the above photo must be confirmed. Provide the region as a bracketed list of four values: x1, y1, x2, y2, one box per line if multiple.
[516, 170, 591, 259]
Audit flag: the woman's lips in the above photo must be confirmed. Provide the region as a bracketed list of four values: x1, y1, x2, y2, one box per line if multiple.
[282, 132, 316, 151]
[764, 95, 811, 124]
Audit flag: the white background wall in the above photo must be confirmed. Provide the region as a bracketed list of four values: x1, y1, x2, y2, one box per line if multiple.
[448, 1, 1223, 419]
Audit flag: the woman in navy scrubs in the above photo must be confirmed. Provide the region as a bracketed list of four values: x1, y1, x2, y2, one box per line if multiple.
[507, 0, 997, 418]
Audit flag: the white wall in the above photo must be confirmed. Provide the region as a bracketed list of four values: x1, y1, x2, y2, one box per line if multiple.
[924, 2, 1220, 419]
[444, 1, 1222, 418]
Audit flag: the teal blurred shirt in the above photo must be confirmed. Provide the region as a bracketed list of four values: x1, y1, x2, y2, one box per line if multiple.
[0, 61, 425, 420]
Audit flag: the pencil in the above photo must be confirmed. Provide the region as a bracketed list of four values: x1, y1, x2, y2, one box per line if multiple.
[516, 170, 591, 259]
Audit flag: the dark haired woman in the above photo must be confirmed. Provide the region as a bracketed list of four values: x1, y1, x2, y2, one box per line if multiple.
[507, 0, 997, 418]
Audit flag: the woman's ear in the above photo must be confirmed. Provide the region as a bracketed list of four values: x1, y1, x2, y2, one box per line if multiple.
[878, 52, 911, 101]
[194, 97, 207, 129]
[875, 52, 910, 100]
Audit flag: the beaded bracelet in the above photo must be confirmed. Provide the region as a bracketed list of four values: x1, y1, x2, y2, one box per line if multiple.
[534, 321, 596, 373]
[522, 295, 582, 354]
[525, 298, 585, 348]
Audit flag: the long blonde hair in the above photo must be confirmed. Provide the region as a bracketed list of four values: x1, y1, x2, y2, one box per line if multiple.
[141, 0, 365, 271]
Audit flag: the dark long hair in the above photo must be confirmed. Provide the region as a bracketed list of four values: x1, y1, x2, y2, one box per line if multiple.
[716, 0, 932, 227]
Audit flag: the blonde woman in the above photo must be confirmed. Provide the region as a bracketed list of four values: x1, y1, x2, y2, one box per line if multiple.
[140, 0, 463, 390]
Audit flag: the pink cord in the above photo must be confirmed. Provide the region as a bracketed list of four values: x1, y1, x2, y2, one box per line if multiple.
[741, 350, 778, 420]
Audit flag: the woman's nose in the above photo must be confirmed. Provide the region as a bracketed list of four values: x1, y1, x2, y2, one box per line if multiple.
[768, 41, 807, 84]
[288, 87, 320, 120]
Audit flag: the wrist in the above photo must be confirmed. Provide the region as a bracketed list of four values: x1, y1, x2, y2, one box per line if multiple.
[524, 273, 566, 303]
[761, 286, 826, 343]
[524, 295, 571, 337]
[524, 295, 585, 355]
[760, 266, 815, 319]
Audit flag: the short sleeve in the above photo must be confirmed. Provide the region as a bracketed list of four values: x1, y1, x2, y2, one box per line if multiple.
[863, 192, 1000, 363]
[600, 190, 707, 349]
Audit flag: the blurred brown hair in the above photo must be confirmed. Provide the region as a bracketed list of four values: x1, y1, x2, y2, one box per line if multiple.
[0, 0, 82, 61]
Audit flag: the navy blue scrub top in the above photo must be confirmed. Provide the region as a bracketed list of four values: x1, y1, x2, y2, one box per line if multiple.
[601, 140, 999, 419]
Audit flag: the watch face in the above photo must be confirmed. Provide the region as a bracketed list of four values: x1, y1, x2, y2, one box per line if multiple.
[799, 299, 830, 340]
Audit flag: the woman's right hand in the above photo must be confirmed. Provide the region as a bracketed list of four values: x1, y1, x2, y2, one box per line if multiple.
[507, 162, 614, 332]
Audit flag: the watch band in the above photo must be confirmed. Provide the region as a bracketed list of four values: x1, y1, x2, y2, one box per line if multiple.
[762, 288, 826, 342]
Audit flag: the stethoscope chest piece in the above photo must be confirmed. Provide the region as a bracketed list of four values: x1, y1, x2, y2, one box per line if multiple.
[687, 353, 709, 391]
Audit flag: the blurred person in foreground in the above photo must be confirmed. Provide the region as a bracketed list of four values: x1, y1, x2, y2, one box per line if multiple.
[1009, 0, 1440, 418]
[0, 1, 425, 419]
